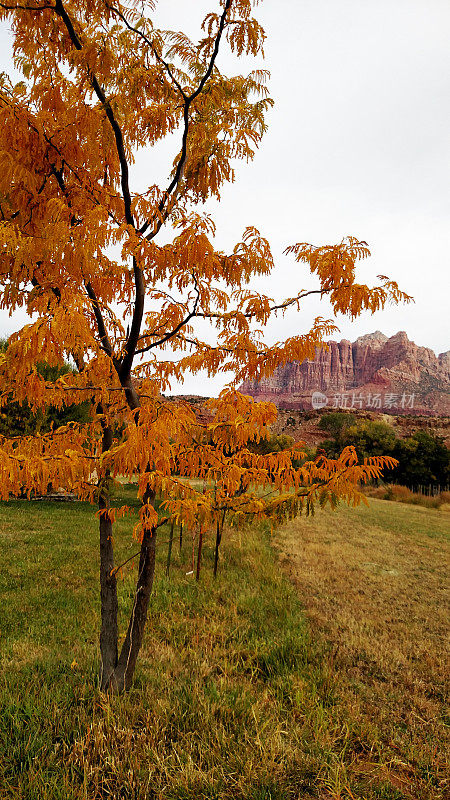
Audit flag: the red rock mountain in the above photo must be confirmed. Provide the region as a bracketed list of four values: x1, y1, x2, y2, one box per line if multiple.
[239, 331, 450, 416]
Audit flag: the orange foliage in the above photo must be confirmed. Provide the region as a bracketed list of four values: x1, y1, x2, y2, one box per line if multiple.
[0, 0, 411, 535]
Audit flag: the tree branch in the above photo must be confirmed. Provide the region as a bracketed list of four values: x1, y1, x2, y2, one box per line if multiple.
[119, 255, 145, 380]
[135, 274, 200, 355]
[139, 0, 233, 238]
[30, 1, 141, 378]
[53, 0, 134, 227]
[106, 4, 187, 99]
[0, 3, 54, 10]
[196, 287, 341, 322]
[84, 281, 116, 361]
[34, 160, 118, 364]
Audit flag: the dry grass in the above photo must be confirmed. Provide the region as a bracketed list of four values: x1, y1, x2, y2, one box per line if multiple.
[364, 484, 450, 510]
[275, 498, 450, 799]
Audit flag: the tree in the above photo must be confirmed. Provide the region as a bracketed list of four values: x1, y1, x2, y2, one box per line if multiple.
[318, 411, 355, 453]
[340, 419, 397, 460]
[0, 338, 90, 439]
[0, 0, 410, 692]
[391, 432, 450, 489]
[248, 432, 295, 455]
[322, 416, 450, 490]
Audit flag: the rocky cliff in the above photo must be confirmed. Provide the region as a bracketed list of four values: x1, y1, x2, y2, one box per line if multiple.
[239, 331, 450, 416]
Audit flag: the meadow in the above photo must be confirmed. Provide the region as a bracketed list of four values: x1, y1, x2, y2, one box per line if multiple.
[0, 489, 448, 799]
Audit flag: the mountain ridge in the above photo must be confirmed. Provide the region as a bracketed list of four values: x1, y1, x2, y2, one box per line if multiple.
[239, 331, 450, 416]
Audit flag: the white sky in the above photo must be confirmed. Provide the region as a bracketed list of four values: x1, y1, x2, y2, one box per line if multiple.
[1, 0, 449, 395]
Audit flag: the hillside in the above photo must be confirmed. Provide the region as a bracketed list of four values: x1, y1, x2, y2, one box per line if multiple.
[167, 396, 450, 448]
[272, 407, 450, 448]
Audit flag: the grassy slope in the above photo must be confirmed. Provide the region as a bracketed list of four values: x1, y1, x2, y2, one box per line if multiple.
[275, 499, 449, 800]
[0, 491, 448, 799]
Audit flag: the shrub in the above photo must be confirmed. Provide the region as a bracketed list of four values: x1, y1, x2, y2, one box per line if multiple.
[364, 483, 445, 509]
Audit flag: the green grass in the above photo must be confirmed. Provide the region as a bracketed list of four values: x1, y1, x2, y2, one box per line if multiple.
[0, 491, 448, 799]
[0, 489, 329, 799]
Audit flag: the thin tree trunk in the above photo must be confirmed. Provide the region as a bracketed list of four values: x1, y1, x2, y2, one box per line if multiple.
[166, 521, 174, 577]
[196, 528, 204, 581]
[213, 519, 222, 578]
[179, 521, 183, 554]
[98, 424, 118, 689]
[108, 514, 157, 692]
[191, 529, 196, 574]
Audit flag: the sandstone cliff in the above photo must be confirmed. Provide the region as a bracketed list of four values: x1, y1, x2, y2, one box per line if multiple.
[239, 331, 450, 416]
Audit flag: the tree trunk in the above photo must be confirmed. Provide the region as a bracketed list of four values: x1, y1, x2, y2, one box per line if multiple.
[196, 528, 204, 581]
[108, 521, 157, 692]
[103, 374, 157, 692]
[98, 425, 119, 689]
[166, 521, 174, 577]
[99, 509, 118, 688]
[213, 519, 222, 578]
[213, 511, 226, 578]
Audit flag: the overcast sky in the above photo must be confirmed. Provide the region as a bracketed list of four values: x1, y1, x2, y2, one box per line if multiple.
[1, 0, 449, 395]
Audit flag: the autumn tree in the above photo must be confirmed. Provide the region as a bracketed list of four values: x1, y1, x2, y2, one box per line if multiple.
[0, 0, 410, 692]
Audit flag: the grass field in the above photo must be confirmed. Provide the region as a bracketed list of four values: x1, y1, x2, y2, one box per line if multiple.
[0, 489, 448, 799]
[275, 499, 449, 800]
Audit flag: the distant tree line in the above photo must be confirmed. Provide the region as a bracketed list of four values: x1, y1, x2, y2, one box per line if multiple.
[318, 412, 450, 489]
[0, 338, 90, 436]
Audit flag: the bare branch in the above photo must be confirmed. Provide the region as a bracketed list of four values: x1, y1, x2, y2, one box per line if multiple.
[41, 1, 145, 379]
[110, 550, 141, 577]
